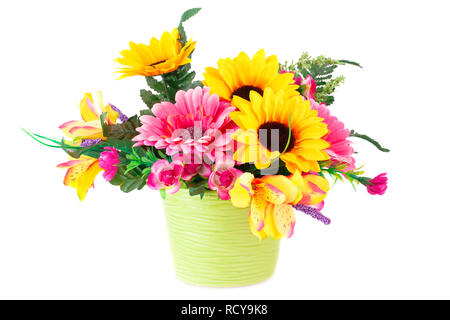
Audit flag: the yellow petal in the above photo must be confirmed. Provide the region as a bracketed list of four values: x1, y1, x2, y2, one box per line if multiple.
[229, 172, 254, 208]
[233, 129, 258, 145]
[297, 147, 330, 160]
[298, 174, 330, 205]
[273, 204, 296, 238]
[263, 204, 284, 240]
[230, 112, 259, 130]
[250, 194, 268, 231]
[231, 95, 260, 124]
[76, 161, 103, 201]
[260, 174, 298, 204]
[238, 172, 255, 195]
[287, 171, 305, 204]
[61, 160, 91, 188]
[253, 147, 275, 169]
[255, 182, 286, 205]
[250, 49, 266, 83]
[103, 104, 120, 125]
[299, 139, 330, 149]
[299, 126, 329, 140]
[67, 127, 103, 140]
[79, 93, 99, 122]
[234, 145, 260, 163]
[59, 120, 85, 138]
[249, 213, 267, 240]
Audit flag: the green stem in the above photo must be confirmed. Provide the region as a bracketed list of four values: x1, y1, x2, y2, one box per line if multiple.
[350, 130, 390, 152]
[160, 76, 171, 101]
[281, 115, 292, 154]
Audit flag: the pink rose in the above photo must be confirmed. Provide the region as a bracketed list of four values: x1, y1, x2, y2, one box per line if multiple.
[172, 153, 212, 181]
[147, 159, 183, 194]
[208, 164, 243, 200]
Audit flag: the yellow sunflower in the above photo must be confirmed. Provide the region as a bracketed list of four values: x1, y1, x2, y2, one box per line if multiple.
[231, 88, 330, 173]
[115, 28, 196, 79]
[203, 49, 298, 101]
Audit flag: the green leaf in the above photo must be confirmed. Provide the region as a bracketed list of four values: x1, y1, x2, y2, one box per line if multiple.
[178, 8, 201, 45]
[141, 167, 152, 178]
[120, 178, 145, 193]
[140, 109, 154, 116]
[159, 189, 167, 199]
[124, 162, 141, 174]
[187, 80, 204, 89]
[189, 185, 206, 198]
[339, 59, 362, 68]
[99, 112, 107, 132]
[157, 150, 168, 160]
[140, 89, 162, 109]
[106, 138, 134, 153]
[178, 70, 196, 83]
[109, 168, 147, 193]
[103, 115, 140, 140]
[178, 24, 187, 46]
[180, 7, 201, 24]
[145, 76, 166, 94]
[185, 176, 207, 199]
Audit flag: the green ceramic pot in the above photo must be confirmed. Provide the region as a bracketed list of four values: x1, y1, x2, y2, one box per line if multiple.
[163, 188, 280, 287]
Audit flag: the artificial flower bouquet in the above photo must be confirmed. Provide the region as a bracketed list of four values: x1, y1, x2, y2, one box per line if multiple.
[27, 8, 389, 287]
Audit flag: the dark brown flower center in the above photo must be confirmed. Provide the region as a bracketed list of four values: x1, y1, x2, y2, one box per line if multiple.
[258, 122, 295, 152]
[232, 86, 263, 100]
[150, 59, 167, 66]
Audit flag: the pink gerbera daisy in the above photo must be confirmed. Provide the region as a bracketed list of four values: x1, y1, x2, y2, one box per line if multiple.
[310, 100, 355, 170]
[133, 87, 236, 164]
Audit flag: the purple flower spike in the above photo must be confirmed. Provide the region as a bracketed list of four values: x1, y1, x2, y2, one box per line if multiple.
[80, 138, 102, 147]
[110, 104, 128, 123]
[293, 204, 331, 225]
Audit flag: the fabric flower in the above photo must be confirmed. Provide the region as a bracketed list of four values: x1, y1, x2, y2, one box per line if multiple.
[203, 49, 299, 101]
[301, 75, 317, 100]
[231, 88, 329, 173]
[367, 173, 388, 195]
[59, 92, 122, 144]
[208, 164, 243, 200]
[99, 147, 120, 182]
[147, 159, 183, 194]
[172, 153, 212, 181]
[115, 28, 196, 79]
[290, 172, 330, 207]
[57, 156, 103, 201]
[310, 100, 355, 170]
[133, 87, 236, 164]
[229, 171, 329, 240]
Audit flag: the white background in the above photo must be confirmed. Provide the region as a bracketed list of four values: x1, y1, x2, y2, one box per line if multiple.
[1, 0, 449, 299]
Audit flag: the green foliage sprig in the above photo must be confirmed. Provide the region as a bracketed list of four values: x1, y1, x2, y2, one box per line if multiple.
[281, 53, 361, 105]
[319, 161, 365, 190]
[124, 146, 163, 177]
[109, 166, 147, 193]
